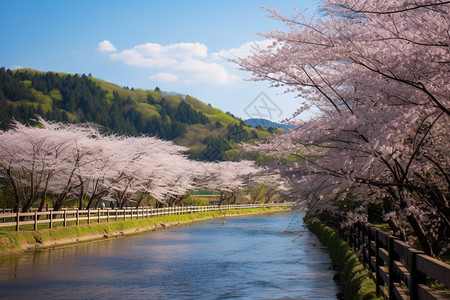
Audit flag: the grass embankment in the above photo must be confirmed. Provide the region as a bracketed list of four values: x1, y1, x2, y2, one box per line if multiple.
[0, 207, 287, 258]
[306, 218, 381, 300]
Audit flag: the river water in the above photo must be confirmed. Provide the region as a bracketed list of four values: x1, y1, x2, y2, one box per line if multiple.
[0, 211, 339, 299]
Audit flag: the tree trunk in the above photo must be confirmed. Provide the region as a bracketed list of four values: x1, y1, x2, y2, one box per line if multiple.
[386, 218, 406, 241]
[407, 214, 434, 257]
[6, 167, 21, 213]
[135, 192, 149, 209]
[53, 187, 72, 211]
[78, 181, 85, 210]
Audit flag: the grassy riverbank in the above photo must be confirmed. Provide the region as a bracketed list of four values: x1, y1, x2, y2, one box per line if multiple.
[0, 206, 288, 258]
[306, 218, 381, 300]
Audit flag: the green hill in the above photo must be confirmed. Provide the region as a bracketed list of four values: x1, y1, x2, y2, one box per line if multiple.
[0, 67, 273, 161]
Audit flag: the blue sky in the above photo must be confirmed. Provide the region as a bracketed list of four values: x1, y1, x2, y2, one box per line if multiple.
[0, 0, 320, 121]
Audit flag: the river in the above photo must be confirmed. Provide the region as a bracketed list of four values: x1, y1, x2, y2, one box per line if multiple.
[0, 211, 339, 299]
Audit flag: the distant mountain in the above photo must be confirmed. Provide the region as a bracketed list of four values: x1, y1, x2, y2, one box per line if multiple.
[245, 118, 295, 131]
[0, 67, 274, 161]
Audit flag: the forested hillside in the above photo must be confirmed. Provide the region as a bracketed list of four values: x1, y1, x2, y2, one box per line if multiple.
[0, 67, 273, 160]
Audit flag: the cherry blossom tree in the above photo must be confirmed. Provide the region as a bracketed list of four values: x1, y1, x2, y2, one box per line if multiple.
[73, 137, 118, 210]
[0, 118, 100, 212]
[238, 0, 449, 257]
[200, 161, 262, 205]
[133, 145, 195, 208]
[250, 173, 289, 204]
[0, 118, 266, 212]
[0, 119, 198, 211]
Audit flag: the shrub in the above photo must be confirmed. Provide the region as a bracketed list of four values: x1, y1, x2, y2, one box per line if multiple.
[307, 218, 381, 300]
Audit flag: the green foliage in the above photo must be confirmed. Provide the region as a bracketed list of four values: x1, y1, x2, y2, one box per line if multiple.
[223, 149, 241, 161]
[184, 95, 216, 114]
[0, 186, 14, 209]
[307, 219, 381, 300]
[32, 89, 53, 112]
[92, 78, 152, 103]
[177, 100, 209, 124]
[336, 188, 363, 213]
[48, 89, 63, 102]
[253, 154, 276, 166]
[135, 102, 159, 118]
[250, 183, 268, 203]
[226, 123, 249, 143]
[21, 80, 32, 88]
[206, 109, 239, 126]
[181, 195, 210, 206]
[199, 136, 232, 161]
[281, 154, 301, 164]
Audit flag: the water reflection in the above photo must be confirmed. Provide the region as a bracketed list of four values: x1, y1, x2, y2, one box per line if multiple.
[0, 212, 339, 299]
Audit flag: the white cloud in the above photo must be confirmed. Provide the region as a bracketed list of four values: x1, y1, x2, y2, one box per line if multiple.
[110, 42, 207, 68]
[150, 72, 179, 82]
[175, 59, 239, 84]
[106, 41, 240, 85]
[163, 42, 208, 59]
[102, 40, 283, 85]
[10, 65, 24, 70]
[98, 40, 117, 52]
[111, 48, 177, 68]
[211, 39, 276, 60]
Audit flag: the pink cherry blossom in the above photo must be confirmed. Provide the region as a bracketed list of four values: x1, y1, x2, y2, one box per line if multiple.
[238, 0, 449, 257]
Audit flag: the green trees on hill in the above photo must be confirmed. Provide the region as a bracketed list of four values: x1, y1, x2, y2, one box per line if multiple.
[0, 68, 210, 140]
[226, 123, 249, 143]
[197, 123, 255, 161]
[177, 100, 209, 124]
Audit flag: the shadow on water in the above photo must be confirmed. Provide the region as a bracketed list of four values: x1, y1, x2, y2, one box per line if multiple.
[0, 211, 339, 299]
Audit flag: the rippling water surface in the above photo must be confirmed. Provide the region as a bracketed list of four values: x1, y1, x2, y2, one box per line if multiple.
[0, 211, 339, 299]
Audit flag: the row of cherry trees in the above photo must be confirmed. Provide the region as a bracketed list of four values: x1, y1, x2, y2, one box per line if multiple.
[0, 118, 285, 213]
[239, 0, 449, 257]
